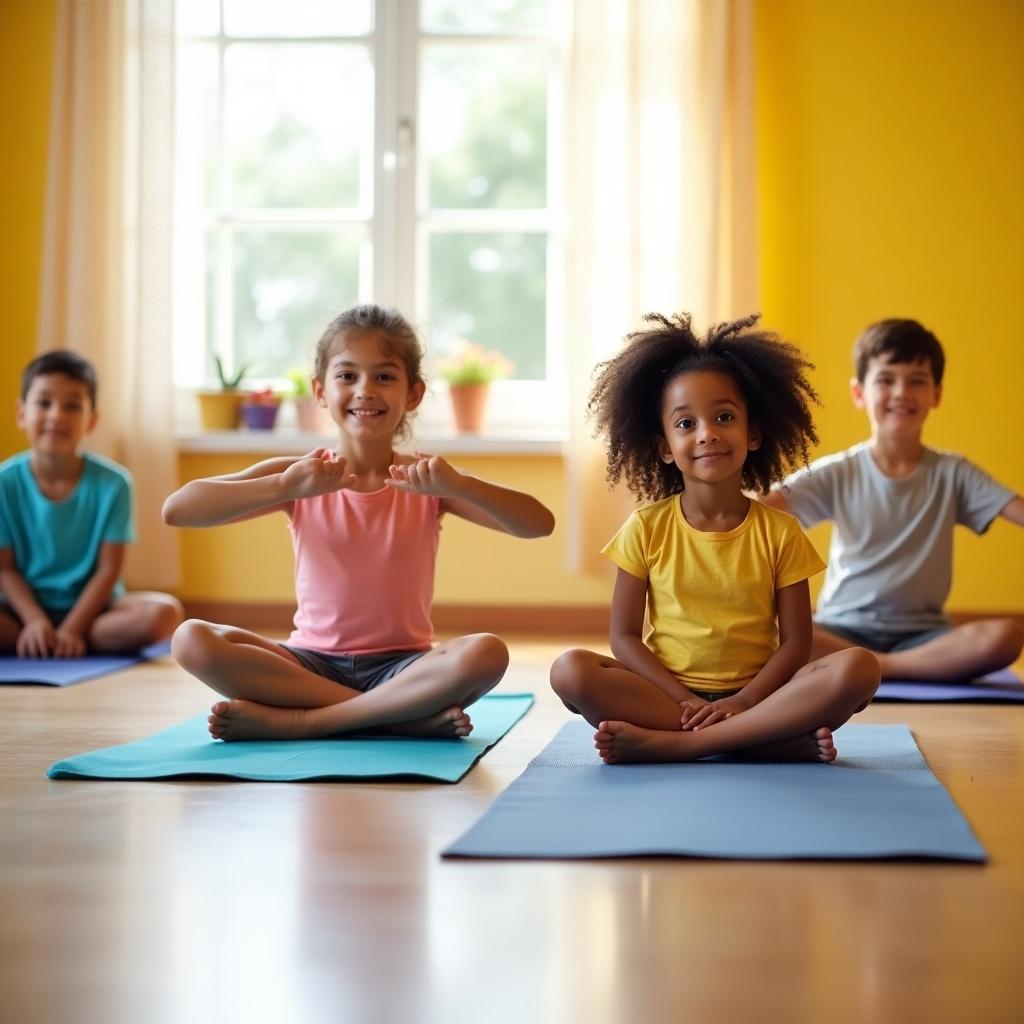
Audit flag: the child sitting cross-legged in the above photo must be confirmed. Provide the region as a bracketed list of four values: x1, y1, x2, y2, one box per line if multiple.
[163, 304, 554, 742]
[550, 312, 880, 764]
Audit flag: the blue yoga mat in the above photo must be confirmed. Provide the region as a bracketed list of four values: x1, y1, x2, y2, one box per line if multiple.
[875, 668, 1024, 703]
[0, 641, 172, 686]
[443, 720, 985, 861]
[47, 693, 533, 783]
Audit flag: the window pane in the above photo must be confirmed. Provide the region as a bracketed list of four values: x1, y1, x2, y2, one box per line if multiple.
[232, 230, 363, 377]
[422, 0, 551, 33]
[176, 42, 219, 211]
[177, 0, 219, 37]
[422, 44, 547, 209]
[428, 232, 546, 380]
[225, 44, 370, 209]
[224, 0, 372, 37]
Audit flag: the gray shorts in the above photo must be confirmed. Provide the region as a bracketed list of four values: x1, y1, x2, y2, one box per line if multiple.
[816, 621, 950, 654]
[280, 644, 428, 692]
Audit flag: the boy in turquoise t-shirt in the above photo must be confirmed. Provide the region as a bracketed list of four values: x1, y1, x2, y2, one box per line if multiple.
[0, 351, 182, 657]
[763, 319, 1023, 681]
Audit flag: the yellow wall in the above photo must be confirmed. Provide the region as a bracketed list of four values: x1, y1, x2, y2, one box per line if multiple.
[6, 0, 1023, 611]
[0, 0, 56, 457]
[755, 0, 1024, 610]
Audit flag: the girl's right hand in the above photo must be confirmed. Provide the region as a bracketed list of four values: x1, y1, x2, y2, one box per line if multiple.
[280, 448, 358, 499]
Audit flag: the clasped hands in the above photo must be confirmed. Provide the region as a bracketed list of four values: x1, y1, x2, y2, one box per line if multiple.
[17, 617, 87, 658]
[679, 693, 751, 730]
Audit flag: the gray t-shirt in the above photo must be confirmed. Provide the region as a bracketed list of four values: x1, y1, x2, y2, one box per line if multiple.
[778, 443, 1014, 633]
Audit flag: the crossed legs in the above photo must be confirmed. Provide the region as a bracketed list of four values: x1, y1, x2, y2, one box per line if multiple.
[550, 647, 880, 764]
[0, 593, 182, 656]
[171, 618, 509, 741]
[811, 619, 1024, 681]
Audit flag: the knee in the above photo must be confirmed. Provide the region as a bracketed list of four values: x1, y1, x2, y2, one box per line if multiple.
[968, 618, 1024, 666]
[549, 648, 596, 704]
[831, 646, 881, 704]
[170, 618, 220, 673]
[149, 596, 184, 642]
[456, 633, 509, 683]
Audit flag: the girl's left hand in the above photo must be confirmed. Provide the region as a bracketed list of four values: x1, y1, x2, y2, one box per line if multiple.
[386, 454, 462, 497]
[683, 694, 751, 730]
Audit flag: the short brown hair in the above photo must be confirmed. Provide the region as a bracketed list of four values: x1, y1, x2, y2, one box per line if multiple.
[853, 319, 945, 384]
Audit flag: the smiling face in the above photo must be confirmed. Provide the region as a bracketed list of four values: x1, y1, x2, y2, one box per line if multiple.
[313, 330, 425, 443]
[657, 370, 761, 489]
[852, 355, 941, 439]
[17, 373, 98, 457]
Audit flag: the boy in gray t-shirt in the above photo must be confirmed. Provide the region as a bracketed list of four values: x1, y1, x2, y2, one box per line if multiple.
[763, 318, 1023, 681]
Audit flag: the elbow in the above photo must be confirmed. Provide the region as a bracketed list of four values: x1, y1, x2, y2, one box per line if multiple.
[161, 494, 183, 527]
[535, 509, 556, 538]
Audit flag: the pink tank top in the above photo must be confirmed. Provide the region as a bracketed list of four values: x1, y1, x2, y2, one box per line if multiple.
[287, 483, 441, 655]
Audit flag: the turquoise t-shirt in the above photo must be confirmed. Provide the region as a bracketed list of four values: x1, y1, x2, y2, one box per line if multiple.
[0, 451, 135, 612]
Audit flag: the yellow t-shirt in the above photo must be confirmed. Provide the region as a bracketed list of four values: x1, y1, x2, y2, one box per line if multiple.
[602, 497, 825, 692]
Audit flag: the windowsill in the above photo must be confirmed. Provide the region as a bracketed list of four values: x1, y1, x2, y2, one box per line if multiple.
[177, 427, 566, 456]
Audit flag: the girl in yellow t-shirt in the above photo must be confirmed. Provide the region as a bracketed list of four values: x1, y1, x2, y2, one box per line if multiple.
[551, 312, 880, 764]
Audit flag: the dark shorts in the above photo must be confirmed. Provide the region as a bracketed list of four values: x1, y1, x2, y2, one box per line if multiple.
[279, 644, 428, 692]
[689, 688, 743, 702]
[816, 621, 951, 654]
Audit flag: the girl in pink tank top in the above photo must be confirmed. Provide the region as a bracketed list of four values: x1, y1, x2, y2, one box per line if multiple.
[163, 304, 554, 742]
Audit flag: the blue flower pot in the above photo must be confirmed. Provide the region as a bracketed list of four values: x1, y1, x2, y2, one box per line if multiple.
[240, 403, 280, 430]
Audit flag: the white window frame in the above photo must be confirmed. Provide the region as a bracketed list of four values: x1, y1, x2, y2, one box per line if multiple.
[173, 0, 567, 436]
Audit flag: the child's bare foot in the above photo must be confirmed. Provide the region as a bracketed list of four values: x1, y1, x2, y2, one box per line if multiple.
[594, 721, 692, 764]
[208, 700, 308, 741]
[742, 726, 837, 763]
[593, 721, 837, 765]
[387, 706, 473, 738]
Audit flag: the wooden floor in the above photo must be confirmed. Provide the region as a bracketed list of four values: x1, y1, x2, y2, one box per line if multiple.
[2, 638, 1024, 1024]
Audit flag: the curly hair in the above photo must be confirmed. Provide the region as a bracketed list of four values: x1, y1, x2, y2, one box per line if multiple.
[588, 312, 820, 501]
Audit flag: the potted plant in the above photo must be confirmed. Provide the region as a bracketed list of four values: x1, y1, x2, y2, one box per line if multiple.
[240, 386, 283, 431]
[438, 341, 515, 433]
[286, 367, 329, 434]
[196, 355, 249, 431]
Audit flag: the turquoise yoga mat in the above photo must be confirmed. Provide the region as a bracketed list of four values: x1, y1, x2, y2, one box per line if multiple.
[0, 641, 172, 686]
[443, 721, 986, 862]
[47, 693, 533, 783]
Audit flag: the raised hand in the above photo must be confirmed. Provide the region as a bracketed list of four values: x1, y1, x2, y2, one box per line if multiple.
[281, 448, 358, 499]
[17, 617, 56, 658]
[386, 453, 462, 498]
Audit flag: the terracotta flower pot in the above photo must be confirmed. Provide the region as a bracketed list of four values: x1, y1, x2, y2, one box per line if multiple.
[196, 390, 244, 431]
[294, 396, 330, 434]
[448, 383, 489, 433]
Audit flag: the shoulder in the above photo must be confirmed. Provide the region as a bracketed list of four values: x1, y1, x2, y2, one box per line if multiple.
[0, 450, 31, 481]
[749, 499, 805, 537]
[783, 443, 865, 489]
[632, 494, 678, 525]
[82, 451, 133, 489]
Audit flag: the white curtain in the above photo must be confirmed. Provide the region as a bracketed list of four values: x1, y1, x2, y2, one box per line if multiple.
[564, 0, 759, 572]
[38, 0, 180, 590]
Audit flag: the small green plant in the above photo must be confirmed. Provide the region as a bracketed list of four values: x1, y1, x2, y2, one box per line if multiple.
[438, 341, 515, 387]
[213, 354, 248, 391]
[285, 367, 313, 399]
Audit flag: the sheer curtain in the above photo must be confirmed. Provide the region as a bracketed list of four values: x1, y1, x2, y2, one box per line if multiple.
[37, 0, 180, 590]
[564, 0, 759, 572]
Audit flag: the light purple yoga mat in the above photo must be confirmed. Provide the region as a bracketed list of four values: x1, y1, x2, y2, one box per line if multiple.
[874, 669, 1024, 703]
[0, 641, 172, 686]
